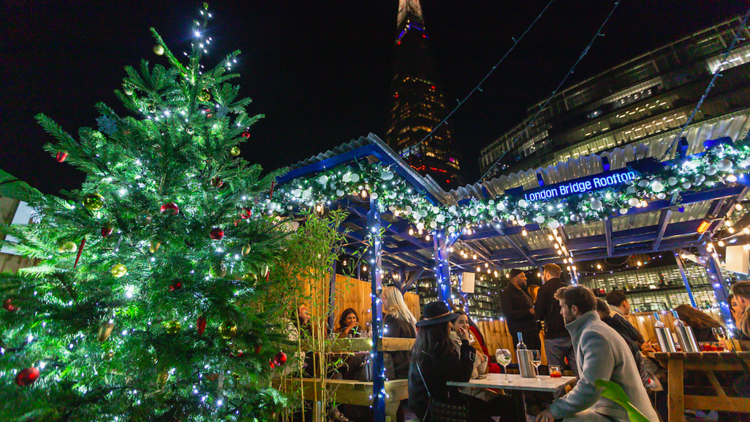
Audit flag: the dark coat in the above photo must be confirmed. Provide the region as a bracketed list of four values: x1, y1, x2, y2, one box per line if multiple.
[534, 277, 570, 339]
[606, 313, 644, 346]
[500, 283, 538, 335]
[408, 339, 475, 422]
[384, 314, 416, 379]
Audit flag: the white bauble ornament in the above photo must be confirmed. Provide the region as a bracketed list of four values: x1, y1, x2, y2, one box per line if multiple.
[705, 166, 717, 176]
[518, 219, 527, 226]
[638, 179, 649, 188]
[681, 182, 692, 189]
[651, 181, 665, 193]
[518, 199, 528, 208]
[626, 186, 636, 194]
[336, 189, 345, 197]
[694, 175, 706, 185]
[287, 205, 294, 211]
[317, 175, 329, 185]
[717, 159, 733, 171]
[668, 177, 678, 186]
[350, 173, 360, 183]
[430, 221, 438, 229]
[342, 173, 351, 182]
[436, 214, 446, 223]
[416, 222, 425, 231]
[432, 206, 440, 214]
[470, 208, 478, 217]
[590, 199, 603, 211]
[508, 214, 516, 220]
[657, 193, 666, 199]
[388, 191, 397, 199]
[535, 215, 545, 224]
[497, 203, 506, 211]
[370, 192, 378, 200]
[620, 208, 628, 215]
[379, 169, 394, 181]
[302, 188, 313, 200]
[291, 189, 302, 198]
[267, 202, 276, 212]
[449, 205, 457, 214]
[448, 226, 456, 233]
[570, 214, 578, 222]
[628, 198, 640, 207]
[405, 205, 413, 213]
[547, 219, 560, 230]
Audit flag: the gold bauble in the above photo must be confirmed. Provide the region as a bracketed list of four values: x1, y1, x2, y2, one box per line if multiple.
[218, 320, 238, 339]
[230, 146, 241, 156]
[197, 89, 211, 102]
[57, 241, 77, 253]
[164, 320, 182, 334]
[82, 193, 104, 211]
[111, 264, 128, 278]
[153, 44, 165, 55]
[231, 372, 241, 380]
[149, 240, 162, 253]
[103, 349, 115, 361]
[97, 321, 114, 342]
[242, 244, 251, 257]
[157, 371, 170, 389]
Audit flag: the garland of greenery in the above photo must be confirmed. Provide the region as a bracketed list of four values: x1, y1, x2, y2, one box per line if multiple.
[263, 137, 750, 233]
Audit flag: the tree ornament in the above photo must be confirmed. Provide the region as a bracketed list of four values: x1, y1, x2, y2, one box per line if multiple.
[694, 174, 706, 185]
[197, 89, 211, 102]
[705, 166, 718, 176]
[186, 125, 194, 135]
[197, 315, 207, 335]
[626, 185, 636, 194]
[547, 219, 560, 230]
[97, 321, 114, 342]
[657, 192, 667, 200]
[266, 202, 277, 212]
[535, 215, 545, 224]
[667, 177, 678, 186]
[230, 146, 241, 156]
[147, 104, 156, 114]
[242, 130, 251, 138]
[124, 86, 133, 96]
[273, 351, 287, 366]
[242, 244, 252, 257]
[336, 189, 345, 197]
[496, 203, 507, 211]
[436, 214, 445, 223]
[210, 228, 225, 240]
[682, 182, 692, 190]
[82, 193, 105, 211]
[160, 202, 179, 215]
[518, 199, 528, 208]
[627, 198, 640, 207]
[620, 208, 629, 215]
[164, 320, 182, 334]
[149, 240, 162, 253]
[211, 177, 223, 188]
[317, 175, 329, 185]
[14, 368, 40, 387]
[56, 151, 68, 162]
[57, 241, 78, 253]
[168, 282, 183, 291]
[137, 211, 153, 225]
[717, 159, 733, 172]
[379, 169, 394, 181]
[219, 320, 238, 339]
[637, 179, 649, 188]
[157, 371, 170, 389]
[103, 349, 115, 361]
[651, 181, 665, 193]
[3, 298, 18, 312]
[239, 207, 252, 219]
[101, 223, 114, 237]
[111, 264, 128, 278]
[590, 199, 603, 211]
[350, 173, 360, 183]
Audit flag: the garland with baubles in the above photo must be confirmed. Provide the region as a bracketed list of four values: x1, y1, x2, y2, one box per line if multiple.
[263, 138, 750, 232]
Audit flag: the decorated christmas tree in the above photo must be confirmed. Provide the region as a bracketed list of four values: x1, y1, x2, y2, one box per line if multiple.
[0, 4, 291, 421]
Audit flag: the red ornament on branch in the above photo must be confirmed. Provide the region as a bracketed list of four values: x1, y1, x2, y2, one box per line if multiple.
[209, 228, 224, 241]
[242, 130, 251, 138]
[73, 237, 86, 269]
[197, 315, 207, 335]
[168, 282, 183, 291]
[211, 177, 223, 188]
[56, 152, 68, 162]
[15, 367, 40, 386]
[239, 208, 252, 219]
[3, 299, 18, 312]
[273, 351, 287, 366]
[160, 202, 180, 215]
[101, 223, 114, 237]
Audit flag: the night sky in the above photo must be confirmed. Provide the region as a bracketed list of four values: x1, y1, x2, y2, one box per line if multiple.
[2, 0, 747, 195]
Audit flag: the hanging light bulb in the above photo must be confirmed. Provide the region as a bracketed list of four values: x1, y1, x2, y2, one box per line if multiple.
[744, 227, 750, 235]
[728, 227, 735, 234]
[554, 243, 560, 249]
[409, 228, 414, 236]
[522, 229, 528, 236]
[637, 261, 643, 266]
[362, 265, 367, 272]
[548, 235, 554, 241]
[425, 234, 431, 241]
[718, 240, 725, 247]
[472, 254, 478, 260]
[736, 203, 744, 211]
[484, 263, 489, 268]
[597, 264, 602, 269]
[476, 266, 482, 272]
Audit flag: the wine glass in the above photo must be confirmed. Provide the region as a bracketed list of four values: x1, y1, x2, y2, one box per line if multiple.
[712, 327, 726, 342]
[495, 349, 512, 384]
[531, 350, 542, 381]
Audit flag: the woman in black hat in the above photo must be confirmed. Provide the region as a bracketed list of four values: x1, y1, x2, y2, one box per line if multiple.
[408, 301, 517, 422]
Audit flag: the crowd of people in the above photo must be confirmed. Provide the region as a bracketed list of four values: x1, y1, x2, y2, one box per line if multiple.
[285, 271, 750, 422]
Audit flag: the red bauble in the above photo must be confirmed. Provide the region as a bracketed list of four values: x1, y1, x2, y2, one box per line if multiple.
[269, 361, 275, 369]
[101, 223, 114, 237]
[168, 282, 183, 291]
[211, 177, 223, 188]
[197, 315, 207, 335]
[15, 367, 40, 386]
[239, 208, 252, 219]
[274, 351, 287, 366]
[242, 130, 251, 138]
[3, 299, 18, 312]
[56, 152, 68, 162]
[255, 344, 262, 354]
[209, 228, 224, 240]
[160, 202, 179, 215]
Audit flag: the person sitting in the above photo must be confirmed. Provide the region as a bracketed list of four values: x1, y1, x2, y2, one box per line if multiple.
[450, 311, 489, 378]
[605, 290, 655, 353]
[596, 299, 650, 386]
[673, 304, 723, 342]
[535, 286, 659, 422]
[380, 286, 417, 380]
[721, 294, 750, 350]
[337, 308, 361, 339]
[408, 301, 517, 422]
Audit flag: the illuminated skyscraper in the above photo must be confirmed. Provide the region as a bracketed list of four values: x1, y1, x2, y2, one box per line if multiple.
[386, 0, 463, 189]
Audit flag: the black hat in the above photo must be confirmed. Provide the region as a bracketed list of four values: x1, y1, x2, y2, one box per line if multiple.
[509, 269, 525, 279]
[416, 301, 461, 327]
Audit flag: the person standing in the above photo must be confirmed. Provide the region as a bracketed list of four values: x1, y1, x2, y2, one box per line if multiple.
[534, 263, 577, 375]
[535, 286, 659, 422]
[500, 269, 541, 350]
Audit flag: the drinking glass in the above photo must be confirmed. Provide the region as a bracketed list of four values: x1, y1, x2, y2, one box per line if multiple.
[495, 349, 512, 384]
[549, 365, 562, 378]
[712, 327, 726, 342]
[531, 350, 542, 381]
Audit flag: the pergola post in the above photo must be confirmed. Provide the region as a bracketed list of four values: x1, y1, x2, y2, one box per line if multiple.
[367, 200, 386, 422]
[673, 252, 697, 308]
[434, 230, 451, 303]
[697, 244, 733, 325]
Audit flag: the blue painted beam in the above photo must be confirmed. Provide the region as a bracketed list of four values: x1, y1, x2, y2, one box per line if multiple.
[494, 224, 538, 267]
[276, 144, 379, 184]
[401, 268, 425, 294]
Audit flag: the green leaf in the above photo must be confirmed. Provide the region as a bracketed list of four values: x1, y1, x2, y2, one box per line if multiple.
[595, 379, 650, 422]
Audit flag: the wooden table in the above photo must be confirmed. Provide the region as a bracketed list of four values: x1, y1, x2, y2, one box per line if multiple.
[448, 373, 576, 418]
[653, 352, 750, 421]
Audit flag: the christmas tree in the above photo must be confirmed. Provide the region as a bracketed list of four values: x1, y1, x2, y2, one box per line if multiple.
[0, 4, 292, 421]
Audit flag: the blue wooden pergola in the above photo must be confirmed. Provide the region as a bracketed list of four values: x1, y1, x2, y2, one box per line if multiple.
[275, 131, 748, 422]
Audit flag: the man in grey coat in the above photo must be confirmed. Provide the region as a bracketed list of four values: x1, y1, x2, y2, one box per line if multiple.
[535, 286, 658, 422]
